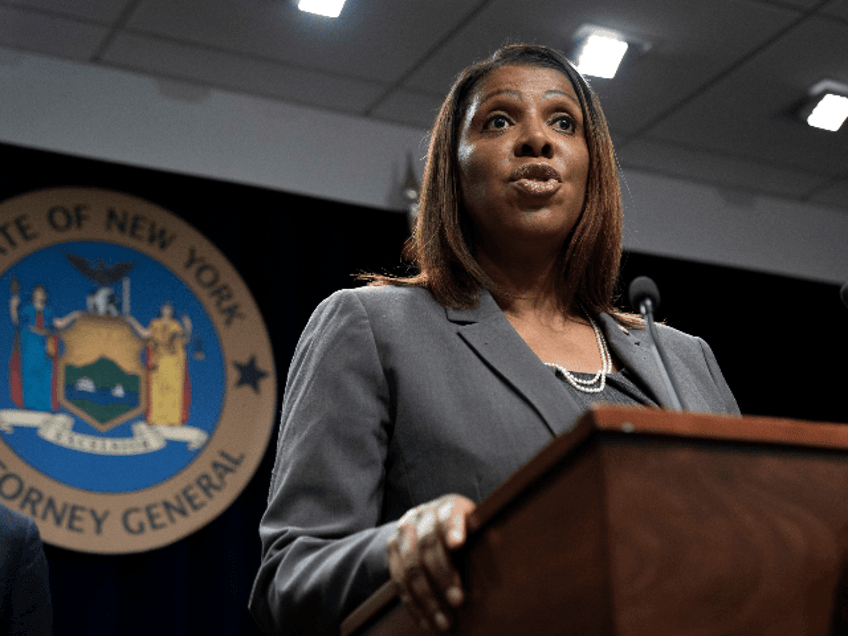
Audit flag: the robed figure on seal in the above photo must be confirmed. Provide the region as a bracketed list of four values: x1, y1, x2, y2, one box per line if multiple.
[125, 302, 192, 426]
[9, 282, 79, 412]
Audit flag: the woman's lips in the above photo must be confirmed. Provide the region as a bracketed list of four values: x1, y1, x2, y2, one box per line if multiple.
[513, 178, 562, 196]
[510, 163, 562, 196]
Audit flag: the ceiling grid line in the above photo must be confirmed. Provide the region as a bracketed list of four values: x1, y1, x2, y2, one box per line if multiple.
[110, 27, 388, 87]
[89, 0, 144, 63]
[0, 0, 105, 24]
[362, 0, 496, 117]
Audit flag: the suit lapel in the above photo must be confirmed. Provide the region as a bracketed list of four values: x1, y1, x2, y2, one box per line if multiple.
[446, 292, 586, 438]
[599, 313, 674, 408]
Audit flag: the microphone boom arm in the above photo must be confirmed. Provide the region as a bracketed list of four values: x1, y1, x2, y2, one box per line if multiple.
[640, 298, 689, 411]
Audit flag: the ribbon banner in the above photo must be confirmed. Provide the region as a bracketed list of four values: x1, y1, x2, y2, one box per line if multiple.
[0, 410, 208, 455]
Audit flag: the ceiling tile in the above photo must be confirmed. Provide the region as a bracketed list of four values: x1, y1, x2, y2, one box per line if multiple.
[645, 15, 848, 178]
[821, 0, 848, 20]
[401, 0, 803, 137]
[124, 0, 483, 84]
[617, 138, 828, 199]
[102, 33, 386, 113]
[367, 88, 443, 129]
[0, 5, 109, 59]
[0, 0, 132, 23]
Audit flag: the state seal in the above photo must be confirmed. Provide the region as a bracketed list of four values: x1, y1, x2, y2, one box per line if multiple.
[0, 188, 277, 553]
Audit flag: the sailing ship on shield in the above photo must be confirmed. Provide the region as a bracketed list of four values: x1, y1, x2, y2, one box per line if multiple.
[3, 253, 207, 455]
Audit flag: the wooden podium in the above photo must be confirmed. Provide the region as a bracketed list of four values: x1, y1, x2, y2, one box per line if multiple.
[341, 405, 848, 636]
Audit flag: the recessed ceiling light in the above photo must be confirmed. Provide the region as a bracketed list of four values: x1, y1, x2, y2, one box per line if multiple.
[807, 93, 848, 132]
[574, 28, 629, 79]
[801, 79, 848, 132]
[298, 0, 346, 18]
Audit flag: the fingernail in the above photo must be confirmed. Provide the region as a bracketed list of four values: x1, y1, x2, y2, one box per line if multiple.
[434, 612, 450, 631]
[449, 527, 463, 543]
[446, 586, 464, 606]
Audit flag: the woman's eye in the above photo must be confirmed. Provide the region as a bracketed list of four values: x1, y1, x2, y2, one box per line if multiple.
[552, 116, 576, 133]
[483, 114, 510, 130]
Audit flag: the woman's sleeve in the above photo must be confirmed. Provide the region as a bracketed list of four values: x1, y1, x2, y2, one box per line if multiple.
[249, 289, 397, 636]
[696, 336, 740, 415]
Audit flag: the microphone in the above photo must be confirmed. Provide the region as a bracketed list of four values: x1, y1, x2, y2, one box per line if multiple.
[841, 281, 848, 310]
[628, 276, 661, 318]
[628, 276, 689, 411]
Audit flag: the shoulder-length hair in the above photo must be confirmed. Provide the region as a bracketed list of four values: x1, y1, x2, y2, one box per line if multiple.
[368, 44, 626, 320]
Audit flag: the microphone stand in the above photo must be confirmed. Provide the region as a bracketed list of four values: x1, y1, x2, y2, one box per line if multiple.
[638, 296, 689, 412]
[628, 276, 690, 412]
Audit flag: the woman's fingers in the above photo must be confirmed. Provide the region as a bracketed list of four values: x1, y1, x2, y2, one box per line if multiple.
[415, 509, 455, 629]
[391, 507, 453, 631]
[387, 494, 475, 631]
[436, 497, 473, 605]
[387, 514, 442, 630]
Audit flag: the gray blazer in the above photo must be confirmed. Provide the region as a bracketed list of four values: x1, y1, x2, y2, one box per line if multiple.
[249, 286, 738, 636]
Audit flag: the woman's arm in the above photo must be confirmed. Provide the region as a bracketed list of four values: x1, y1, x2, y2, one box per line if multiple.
[250, 290, 397, 636]
[123, 314, 150, 338]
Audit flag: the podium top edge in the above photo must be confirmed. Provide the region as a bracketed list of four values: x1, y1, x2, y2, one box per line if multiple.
[591, 404, 848, 449]
[468, 405, 848, 533]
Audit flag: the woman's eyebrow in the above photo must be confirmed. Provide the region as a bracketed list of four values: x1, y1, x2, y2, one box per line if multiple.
[545, 89, 580, 105]
[479, 88, 579, 106]
[480, 88, 522, 103]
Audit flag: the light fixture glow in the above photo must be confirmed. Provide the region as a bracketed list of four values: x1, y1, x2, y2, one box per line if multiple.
[298, 0, 346, 18]
[806, 93, 848, 132]
[576, 33, 629, 79]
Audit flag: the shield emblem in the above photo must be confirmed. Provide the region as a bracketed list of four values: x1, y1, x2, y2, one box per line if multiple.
[58, 314, 147, 432]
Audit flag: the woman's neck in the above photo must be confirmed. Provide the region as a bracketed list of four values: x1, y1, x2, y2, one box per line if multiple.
[476, 249, 578, 326]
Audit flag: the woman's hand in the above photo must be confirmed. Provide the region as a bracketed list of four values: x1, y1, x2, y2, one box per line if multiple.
[386, 494, 475, 632]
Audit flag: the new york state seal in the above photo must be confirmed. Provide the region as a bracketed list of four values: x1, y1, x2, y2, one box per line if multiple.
[0, 188, 277, 554]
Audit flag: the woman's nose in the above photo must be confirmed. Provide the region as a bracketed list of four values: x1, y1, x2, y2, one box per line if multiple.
[515, 121, 553, 158]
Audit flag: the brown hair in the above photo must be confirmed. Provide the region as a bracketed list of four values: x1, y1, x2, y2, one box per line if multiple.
[367, 44, 628, 322]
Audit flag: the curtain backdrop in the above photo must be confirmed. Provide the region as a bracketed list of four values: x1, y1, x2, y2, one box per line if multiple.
[0, 142, 844, 635]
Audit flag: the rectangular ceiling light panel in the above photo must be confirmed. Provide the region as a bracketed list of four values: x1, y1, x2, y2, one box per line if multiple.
[298, 0, 346, 18]
[576, 33, 629, 79]
[806, 93, 848, 132]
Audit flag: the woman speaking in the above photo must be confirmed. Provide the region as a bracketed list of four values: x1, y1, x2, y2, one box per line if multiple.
[250, 43, 738, 635]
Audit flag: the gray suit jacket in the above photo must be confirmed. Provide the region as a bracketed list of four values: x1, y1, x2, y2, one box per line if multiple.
[250, 286, 738, 636]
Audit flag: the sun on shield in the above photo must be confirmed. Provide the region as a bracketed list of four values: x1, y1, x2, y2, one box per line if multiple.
[58, 314, 147, 432]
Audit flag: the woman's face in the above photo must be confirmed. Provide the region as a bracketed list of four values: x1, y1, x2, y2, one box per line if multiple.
[457, 65, 589, 260]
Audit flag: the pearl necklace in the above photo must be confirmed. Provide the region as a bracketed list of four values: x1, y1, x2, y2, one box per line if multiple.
[544, 311, 612, 394]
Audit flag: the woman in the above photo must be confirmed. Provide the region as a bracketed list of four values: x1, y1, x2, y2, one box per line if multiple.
[125, 303, 192, 426]
[250, 44, 738, 635]
[9, 284, 79, 412]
